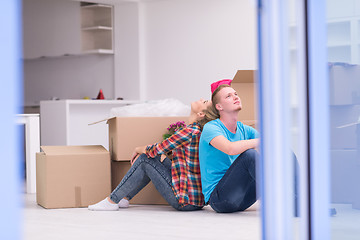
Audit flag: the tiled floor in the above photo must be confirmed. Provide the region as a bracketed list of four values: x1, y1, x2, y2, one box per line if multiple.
[23, 194, 261, 240]
[23, 194, 360, 239]
[330, 204, 360, 240]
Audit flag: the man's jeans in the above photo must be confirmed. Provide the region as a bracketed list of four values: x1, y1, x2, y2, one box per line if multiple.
[110, 153, 202, 211]
[209, 149, 258, 213]
[208, 149, 299, 215]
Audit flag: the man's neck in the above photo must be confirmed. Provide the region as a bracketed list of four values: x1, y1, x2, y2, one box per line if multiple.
[220, 112, 238, 133]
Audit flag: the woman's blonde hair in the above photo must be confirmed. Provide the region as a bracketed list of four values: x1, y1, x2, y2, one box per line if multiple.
[198, 84, 230, 129]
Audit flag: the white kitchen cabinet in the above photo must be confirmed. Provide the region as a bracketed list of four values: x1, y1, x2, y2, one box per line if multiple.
[22, 0, 81, 59]
[40, 100, 138, 149]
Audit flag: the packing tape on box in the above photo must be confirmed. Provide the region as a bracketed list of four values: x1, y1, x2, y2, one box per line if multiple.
[75, 186, 81, 207]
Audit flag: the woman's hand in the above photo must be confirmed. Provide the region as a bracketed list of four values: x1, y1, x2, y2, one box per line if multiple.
[160, 154, 167, 162]
[130, 146, 147, 165]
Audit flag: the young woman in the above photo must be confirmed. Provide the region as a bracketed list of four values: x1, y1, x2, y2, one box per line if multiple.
[89, 98, 212, 211]
[199, 84, 260, 213]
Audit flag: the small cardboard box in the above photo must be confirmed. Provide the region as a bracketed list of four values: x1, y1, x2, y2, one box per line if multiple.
[232, 70, 257, 122]
[329, 105, 359, 149]
[353, 163, 360, 209]
[330, 149, 357, 204]
[111, 160, 168, 205]
[36, 145, 111, 209]
[107, 116, 188, 161]
[329, 64, 360, 105]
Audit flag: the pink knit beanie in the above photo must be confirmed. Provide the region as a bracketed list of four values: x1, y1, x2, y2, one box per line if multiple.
[210, 79, 232, 94]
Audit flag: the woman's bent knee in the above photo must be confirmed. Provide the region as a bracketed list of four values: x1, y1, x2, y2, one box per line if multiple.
[133, 153, 149, 166]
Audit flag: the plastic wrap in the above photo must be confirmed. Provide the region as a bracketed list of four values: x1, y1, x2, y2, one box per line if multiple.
[110, 98, 190, 117]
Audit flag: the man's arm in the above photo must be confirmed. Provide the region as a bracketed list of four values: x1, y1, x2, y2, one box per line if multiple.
[210, 135, 259, 156]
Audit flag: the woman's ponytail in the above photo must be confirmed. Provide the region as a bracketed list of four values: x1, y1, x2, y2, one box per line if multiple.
[198, 84, 230, 129]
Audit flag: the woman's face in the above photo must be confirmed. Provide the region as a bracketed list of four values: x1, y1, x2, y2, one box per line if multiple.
[191, 98, 212, 114]
[215, 87, 242, 113]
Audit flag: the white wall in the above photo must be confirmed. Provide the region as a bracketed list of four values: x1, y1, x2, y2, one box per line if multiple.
[142, 0, 257, 105]
[113, 2, 141, 101]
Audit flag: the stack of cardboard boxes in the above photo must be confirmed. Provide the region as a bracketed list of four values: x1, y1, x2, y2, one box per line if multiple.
[36, 117, 189, 208]
[328, 64, 360, 209]
[107, 116, 188, 205]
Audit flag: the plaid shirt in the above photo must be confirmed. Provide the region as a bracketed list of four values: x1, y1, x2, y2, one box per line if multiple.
[145, 122, 205, 207]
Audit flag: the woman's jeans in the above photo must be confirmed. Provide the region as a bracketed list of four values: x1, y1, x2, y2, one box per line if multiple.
[209, 149, 259, 213]
[110, 154, 202, 211]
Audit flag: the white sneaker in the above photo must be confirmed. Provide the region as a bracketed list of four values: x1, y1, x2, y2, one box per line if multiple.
[88, 198, 119, 211]
[118, 198, 130, 208]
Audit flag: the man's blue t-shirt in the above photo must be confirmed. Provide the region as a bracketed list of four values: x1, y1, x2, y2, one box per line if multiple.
[199, 119, 259, 203]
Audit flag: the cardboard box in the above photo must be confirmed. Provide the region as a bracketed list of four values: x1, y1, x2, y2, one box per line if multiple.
[111, 160, 168, 205]
[330, 149, 357, 204]
[232, 70, 257, 122]
[329, 64, 360, 105]
[353, 163, 360, 209]
[242, 120, 257, 129]
[36, 145, 111, 209]
[330, 105, 360, 149]
[107, 116, 188, 161]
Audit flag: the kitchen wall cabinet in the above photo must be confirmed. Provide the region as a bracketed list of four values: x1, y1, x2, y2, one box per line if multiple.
[22, 0, 114, 59]
[22, 0, 81, 59]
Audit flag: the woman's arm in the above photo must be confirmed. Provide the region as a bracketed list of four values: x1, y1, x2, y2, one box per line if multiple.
[210, 135, 259, 156]
[130, 145, 168, 165]
[131, 125, 199, 164]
